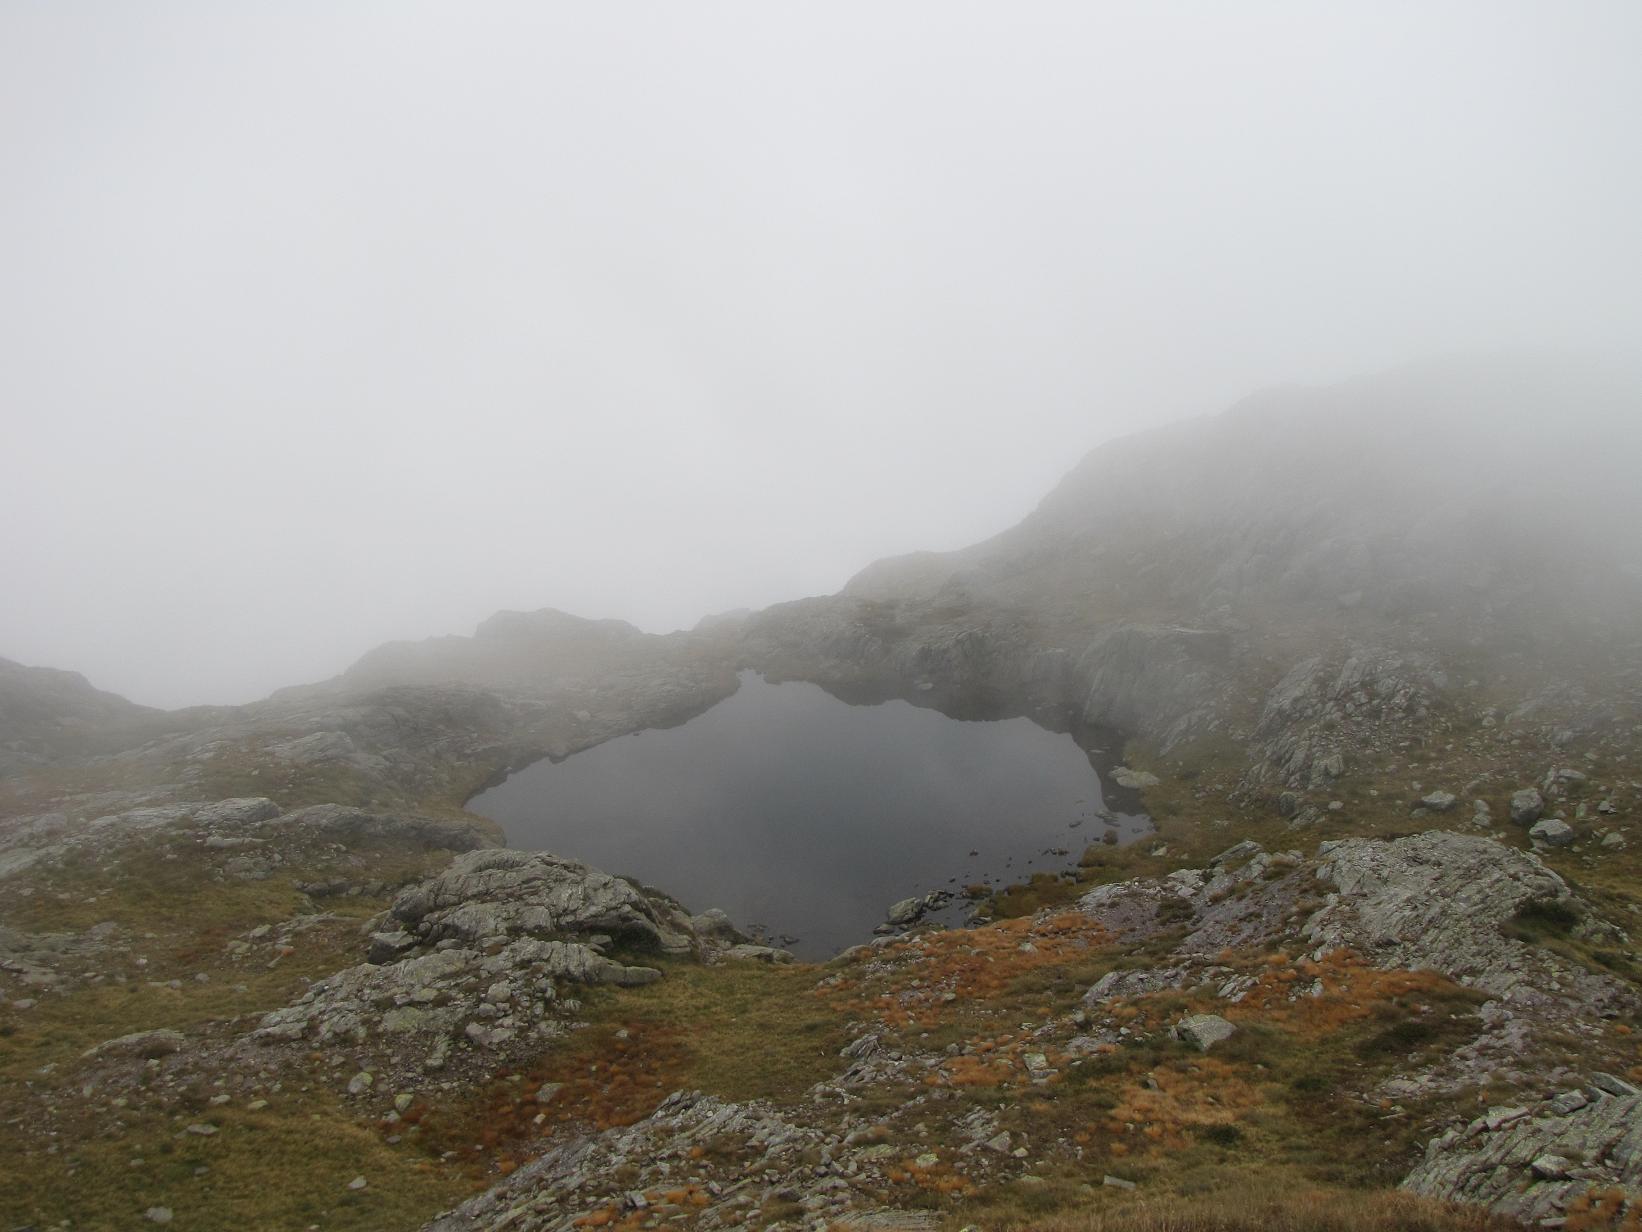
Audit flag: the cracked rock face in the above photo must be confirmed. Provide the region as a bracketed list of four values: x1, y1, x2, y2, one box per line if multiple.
[1304, 831, 1625, 1012]
[1403, 1082, 1642, 1222]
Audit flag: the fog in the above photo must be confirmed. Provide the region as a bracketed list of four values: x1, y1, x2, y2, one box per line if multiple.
[4, 2, 1641, 709]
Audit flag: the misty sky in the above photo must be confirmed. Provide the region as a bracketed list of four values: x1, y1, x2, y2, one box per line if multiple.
[5, 2, 1642, 709]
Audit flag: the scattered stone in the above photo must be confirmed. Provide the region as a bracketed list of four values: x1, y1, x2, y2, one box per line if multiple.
[1102, 1174, 1137, 1190]
[145, 1207, 174, 1224]
[1419, 791, 1458, 813]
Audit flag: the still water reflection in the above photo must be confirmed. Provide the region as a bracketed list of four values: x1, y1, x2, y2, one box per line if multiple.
[470, 672, 1146, 957]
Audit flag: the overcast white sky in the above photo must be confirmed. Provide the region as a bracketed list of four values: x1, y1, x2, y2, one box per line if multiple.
[4, 2, 1642, 708]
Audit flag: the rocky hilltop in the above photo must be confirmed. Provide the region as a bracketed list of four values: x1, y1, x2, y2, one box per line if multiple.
[2, 357, 1640, 1231]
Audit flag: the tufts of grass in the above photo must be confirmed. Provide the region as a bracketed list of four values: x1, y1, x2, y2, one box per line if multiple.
[990, 1184, 1514, 1231]
[0, 1085, 478, 1232]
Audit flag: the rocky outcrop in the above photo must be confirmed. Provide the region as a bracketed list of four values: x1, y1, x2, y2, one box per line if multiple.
[421, 1092, 831, 1232]
[1244, 649, 1450, 792]
[421, 1086, 960, 1232]
[1076, 831, 1636, 1102]
[250, 847, 702, 1092]
[0, 796, 493, 884]
[1404, 1080, 1642, 1223]
[268, 803, 492, 851]
[388, 848, 698, 954]
[1304, 832, 1628, 1014]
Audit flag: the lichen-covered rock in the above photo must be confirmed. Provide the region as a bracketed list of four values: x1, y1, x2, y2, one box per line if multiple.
[1529, 817, 1576, 847]
[886, 896, 924, 926]
[1303, 831, 1618, 1008]
[389, 848, 697, 953]
[246, 847, 695, 1094]
[82, 1028, 187, 1061]
[1510, 787, 1546, 825]
[1174, 1013, 1237, 1051]
[1403, 1083, 1642, 1222]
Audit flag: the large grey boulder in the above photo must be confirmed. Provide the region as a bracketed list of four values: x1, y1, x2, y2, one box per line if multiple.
[1510, 788, 1546, 825]
[83, 1027, 187, 1061]
[1174, 1013, 1237, 1051]
[1529, 818, 1576, 847]
[389, 848, 696, 953]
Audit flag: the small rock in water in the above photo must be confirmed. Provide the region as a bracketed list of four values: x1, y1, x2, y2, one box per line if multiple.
[886, 897, 924, 926]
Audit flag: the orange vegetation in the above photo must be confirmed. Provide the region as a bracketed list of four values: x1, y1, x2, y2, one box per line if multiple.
[1102, 1056, 1261, 1151]
[1566, 1187, 1642, 1232]
[414, 1020, 689, 1175]
[822, 910, 1110, 1031]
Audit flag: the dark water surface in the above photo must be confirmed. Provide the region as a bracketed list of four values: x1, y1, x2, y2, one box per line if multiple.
[470, 672, 1147, 958]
